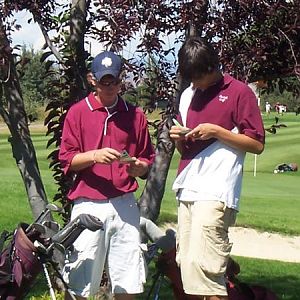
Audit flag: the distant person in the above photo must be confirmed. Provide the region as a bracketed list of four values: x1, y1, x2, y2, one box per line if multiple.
[279, 104, 286, 115]
[169, 37, 265, 300]
[275, 102, 280, 114]
[265, 102, 271, 116]
[59, 50, 155, 300]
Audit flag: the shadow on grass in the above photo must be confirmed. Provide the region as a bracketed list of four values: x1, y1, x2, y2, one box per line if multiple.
[25, 256, 300, 300]
[25, 274, 48, 299]
[238, 273, 300, 300]
[235, 256, 300, 300]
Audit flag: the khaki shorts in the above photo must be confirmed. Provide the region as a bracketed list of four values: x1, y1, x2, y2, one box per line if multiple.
[176, 200, 236, 296]
[63, 194, 146, 298]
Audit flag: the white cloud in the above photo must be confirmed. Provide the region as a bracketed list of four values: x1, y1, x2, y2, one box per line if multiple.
[86, 38, 105, 57]
[10, 11, 45, 51]
[11, 11, 102, 56]
[10, 10, 179, 61]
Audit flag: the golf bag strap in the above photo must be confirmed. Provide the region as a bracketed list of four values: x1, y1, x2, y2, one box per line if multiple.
[49, 260, 77, 300]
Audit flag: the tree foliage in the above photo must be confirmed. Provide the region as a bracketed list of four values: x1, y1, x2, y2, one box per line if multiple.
[16, 47, 54, 118]
[1, 0, 300, 222]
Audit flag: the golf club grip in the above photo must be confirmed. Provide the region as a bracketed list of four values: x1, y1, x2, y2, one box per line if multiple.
[51, 214, 103, 248]
[140, 217, 164, 242]
[140, 217, 176, 252]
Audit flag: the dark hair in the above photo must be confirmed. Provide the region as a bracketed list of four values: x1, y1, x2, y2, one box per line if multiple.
[178, 37, 219, 81]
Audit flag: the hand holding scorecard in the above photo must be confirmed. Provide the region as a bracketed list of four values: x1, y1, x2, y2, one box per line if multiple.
[172, 118, 191, 135]
[119, 150, 136, 163]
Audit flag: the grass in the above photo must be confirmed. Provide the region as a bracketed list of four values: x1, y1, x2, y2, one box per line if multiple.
[239, 113, 300, 234]
[0, 131, 57, 231]
[156, 112, 300, 235]
[140, 256, 300, 300]
[23, 257, 300, 300]
[0, 111, 300, 299]
[233, 256, 300, 300]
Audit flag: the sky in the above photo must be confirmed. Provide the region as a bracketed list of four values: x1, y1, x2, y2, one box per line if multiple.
[10, 11, 104, 56]
[11, 11, 139, 58]
[10, 10, 179, 61]
[11, 11, 45, 50]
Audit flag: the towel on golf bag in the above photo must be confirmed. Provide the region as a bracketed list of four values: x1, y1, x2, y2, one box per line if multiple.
[0, 223, 43, 300]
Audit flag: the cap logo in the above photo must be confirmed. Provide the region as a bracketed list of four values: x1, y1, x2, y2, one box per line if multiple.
[101, 57, 113, 68]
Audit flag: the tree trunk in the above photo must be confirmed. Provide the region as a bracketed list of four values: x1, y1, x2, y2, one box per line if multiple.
[139, 117, 175, 221]
[139, 22, 195, 222]
[0, 21, 49, 220]
[69, 0, 89, 100]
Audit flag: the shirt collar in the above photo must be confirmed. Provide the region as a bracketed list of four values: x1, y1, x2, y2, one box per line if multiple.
[85, 92, 129, 112]
[190, 73, 233, 93]
[221, 73, 234, 88]
[205, 73, 234, 91]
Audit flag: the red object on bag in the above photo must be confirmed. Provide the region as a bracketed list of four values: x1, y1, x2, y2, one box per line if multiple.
[156, 248, 198, 300]
[156, 249, 278, 300]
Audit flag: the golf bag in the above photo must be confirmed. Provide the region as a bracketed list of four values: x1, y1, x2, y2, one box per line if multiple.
[141, 217, 197, 300]
[0, 223, 44, 299]
[226, 257, 278, 300]
[155, 246, 278, 300]
[0, 213, 103, 300]
[155, 248, 197, 300]
[141, 217, 278, 300]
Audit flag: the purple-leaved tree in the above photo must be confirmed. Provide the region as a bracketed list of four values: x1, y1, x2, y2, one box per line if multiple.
[0, 0, 299, 224]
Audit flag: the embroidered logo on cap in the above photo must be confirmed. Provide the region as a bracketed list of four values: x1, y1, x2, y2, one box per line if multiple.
[102, 57, 113, 68]
[219, 95, 228, 103]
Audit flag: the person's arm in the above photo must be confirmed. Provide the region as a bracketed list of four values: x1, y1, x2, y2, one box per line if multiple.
[185, 123, 264, 154]
[126, 110, 155, 178]
[59, 107, 121, 173]
[70, 148, 121, 172]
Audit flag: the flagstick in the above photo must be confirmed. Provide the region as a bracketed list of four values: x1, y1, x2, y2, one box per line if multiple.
[254, 154, 257, 177]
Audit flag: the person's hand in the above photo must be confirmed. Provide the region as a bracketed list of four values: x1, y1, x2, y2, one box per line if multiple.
[126, 159, 149, 178]
[93, 148, 121, 164]
[169, 125, 191, 141]
[185, 123, 220, 141]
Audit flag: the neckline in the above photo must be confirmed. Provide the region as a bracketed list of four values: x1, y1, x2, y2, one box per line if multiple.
[105, 96, 119, 109]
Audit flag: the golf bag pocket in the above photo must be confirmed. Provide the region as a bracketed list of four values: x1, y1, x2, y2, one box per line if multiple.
[0, 223, 42, 300]
[198, 225, 232, 276]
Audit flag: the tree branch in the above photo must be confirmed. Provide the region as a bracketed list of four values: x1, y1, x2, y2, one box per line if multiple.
[34, 17, 66, 67]
[278, 29, 300, 81]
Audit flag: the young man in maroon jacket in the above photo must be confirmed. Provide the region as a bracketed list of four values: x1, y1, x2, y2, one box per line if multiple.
[59, 51, 155, 300]
[170, 37, 265, 300]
